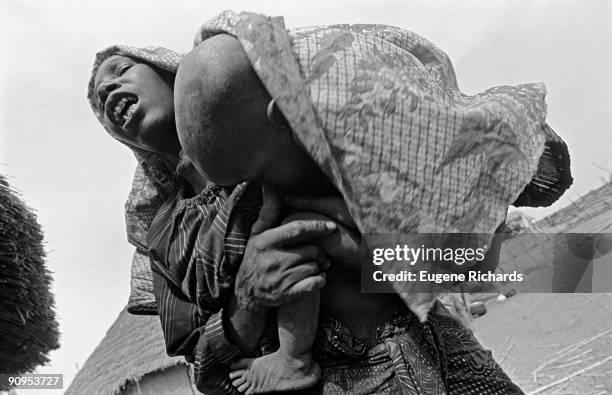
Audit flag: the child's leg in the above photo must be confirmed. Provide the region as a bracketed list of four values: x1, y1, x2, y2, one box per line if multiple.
[229, 291, 321, 394]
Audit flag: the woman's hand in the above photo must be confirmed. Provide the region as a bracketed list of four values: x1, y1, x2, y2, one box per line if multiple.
[235, 185, 337, 310]
[284, 211, 362, 272]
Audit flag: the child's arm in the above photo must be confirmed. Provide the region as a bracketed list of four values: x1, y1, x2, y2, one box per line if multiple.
[283, 194, 357, 230]
[282, 211, 361, 272]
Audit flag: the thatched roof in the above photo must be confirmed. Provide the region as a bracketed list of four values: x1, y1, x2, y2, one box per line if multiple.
[535, 182, 612, 233]
[498, 181, 612, 292]
[64, 308, 186, 395]
[0, 174, 59, 382]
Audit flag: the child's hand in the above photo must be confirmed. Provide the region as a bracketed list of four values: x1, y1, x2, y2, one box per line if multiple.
[283, 194, 357, 230]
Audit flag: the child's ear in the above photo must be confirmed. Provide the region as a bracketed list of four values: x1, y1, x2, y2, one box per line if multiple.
[266, 98, 291, 131]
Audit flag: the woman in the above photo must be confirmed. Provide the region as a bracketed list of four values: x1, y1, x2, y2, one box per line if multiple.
[88, 44, 335, 392]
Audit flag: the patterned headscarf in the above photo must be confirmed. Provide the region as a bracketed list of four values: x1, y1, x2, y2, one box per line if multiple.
[87, 45, 184, 313]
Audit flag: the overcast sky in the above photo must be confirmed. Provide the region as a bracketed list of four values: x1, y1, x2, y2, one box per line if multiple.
[1, 0, 610, 393]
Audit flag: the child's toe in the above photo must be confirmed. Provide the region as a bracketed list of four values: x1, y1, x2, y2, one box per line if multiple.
[237, 381, 250, 393]
[231, 374, 247, 387]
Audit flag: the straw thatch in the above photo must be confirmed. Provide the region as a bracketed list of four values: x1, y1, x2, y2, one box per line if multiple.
[64, 308, 187, 395]
[0, 175, 59, 383]
[497, 181, 612, 293]
[536, 182, 612, 233]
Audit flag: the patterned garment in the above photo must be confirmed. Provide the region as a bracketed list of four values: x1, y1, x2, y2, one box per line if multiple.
[188, 11, 571, 320]
[147, 182, 257, 394]
[310, 303, 523, 395]
[147, 182, 261, 317]
[147, 182, 523, 394]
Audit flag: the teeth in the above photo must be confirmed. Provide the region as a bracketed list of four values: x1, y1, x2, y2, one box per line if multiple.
[110, 97, 137, 127]
[113, 107, 122, 126]
[123, 103, 136, 124]
[119, 97, 129, 110]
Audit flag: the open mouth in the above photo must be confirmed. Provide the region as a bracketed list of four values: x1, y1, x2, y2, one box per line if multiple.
[107, 95, 138, 128]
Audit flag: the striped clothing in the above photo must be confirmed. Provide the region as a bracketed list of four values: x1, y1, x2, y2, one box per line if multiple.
[148, 182, 261, 394]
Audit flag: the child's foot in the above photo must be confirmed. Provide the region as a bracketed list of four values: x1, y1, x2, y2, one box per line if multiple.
[229, 352, 320, 394]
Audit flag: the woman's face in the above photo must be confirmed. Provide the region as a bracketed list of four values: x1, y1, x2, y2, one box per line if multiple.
[93, 55, 176, 155]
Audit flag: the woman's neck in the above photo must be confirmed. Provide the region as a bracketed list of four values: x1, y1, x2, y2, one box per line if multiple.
[175, 151, 209, 193]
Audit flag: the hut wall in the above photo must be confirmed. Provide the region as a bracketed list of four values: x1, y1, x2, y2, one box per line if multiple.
[122, 365, 198, 395]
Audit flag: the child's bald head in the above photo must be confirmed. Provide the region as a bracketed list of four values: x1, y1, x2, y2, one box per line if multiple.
[175, 34, 333, 194]
[175, 34, 273, 185]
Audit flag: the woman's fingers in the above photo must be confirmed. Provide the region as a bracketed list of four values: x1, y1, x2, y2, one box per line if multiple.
[283, 261, 324, 283]
[281, 245, 331, 270]
[237, 217, 336, 309]
[285, 272, 327, 298]
[263, 219, 337, 246]
[264, 259, 327, 305]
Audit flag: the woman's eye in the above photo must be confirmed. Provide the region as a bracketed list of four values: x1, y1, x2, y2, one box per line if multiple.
[118, 64, 132, 75]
